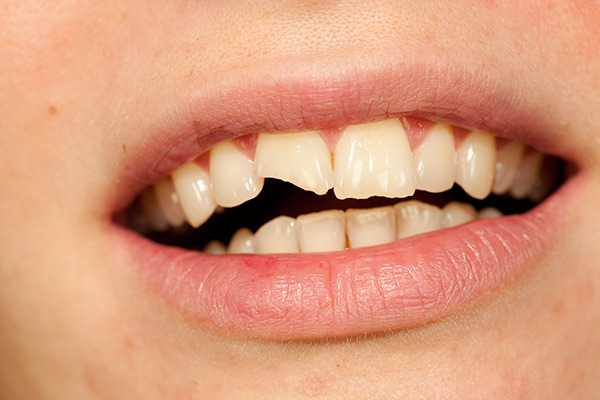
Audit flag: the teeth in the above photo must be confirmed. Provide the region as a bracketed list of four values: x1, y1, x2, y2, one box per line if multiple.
[210, 141, 264, 207]
[203, 240, 227, 254]
[441, 201, 477, 228]
[254, 131, 333, 195]
[153, 178, 186, 227]
[333, 119, 416, 199]
[171, 162, 217, 228]
[456, 131, 496, 200]
[346, 206, 396, 249]
[510, 151, 544, 199]
[254, 216, 299, 254]
[227, 228, 256, 254]
[492, 141, 526, 195]
[394, 200, 443, 239]
[140, 188, 169, 231]
[478, 207, 503, 219]
[413, 124, 457, 193]
[296, 210, 346, 253]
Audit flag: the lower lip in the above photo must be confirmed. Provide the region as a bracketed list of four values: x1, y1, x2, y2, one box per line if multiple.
[110, 176, 580, 340]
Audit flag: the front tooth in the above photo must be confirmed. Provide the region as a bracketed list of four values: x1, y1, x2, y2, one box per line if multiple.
[297, 210, 346, 253]
[203, 240, 227, 254]
[346, 206, 396, 249]
[394, 200, 443, 239]
[254, 216, 299, 254]
[172, 162, 217, 228]
[413, 124, 456, 193]
[492, 141, 526, 195]
[140, 188, 169, 231]
[153, 178, 186, 227]
[478, 207, 503, 219]
[510, 151, 544, 199]
[333, 119, 416, 199]
[227, 228, 256, 254]
[254, 131, 333, 195]
[456, 131, 496, 199]
[210, 141, 264, 207]
[441, 201, 477, 228]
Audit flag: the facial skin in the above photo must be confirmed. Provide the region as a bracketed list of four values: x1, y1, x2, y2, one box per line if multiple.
[1, 1, 600, 398]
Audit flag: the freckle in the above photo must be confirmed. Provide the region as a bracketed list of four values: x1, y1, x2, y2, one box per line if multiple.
[187, 69, 194, 77]
[48, 105, 58, 115]
[121, 11, 129, 20]
[122, 143, 127, 153]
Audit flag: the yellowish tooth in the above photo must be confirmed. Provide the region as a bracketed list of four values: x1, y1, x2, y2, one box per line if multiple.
[346, 206, 396, 249]
[153, 177, 186, 227]
[492, 141, 525, 195]
[203, 240, 227, 254]
[333, 119, 416, 199]
[456, 131, 496, 200]
[413, 124, 457, 193]
[510, 151, 544, 199]
[478, 207, 503, 219]
[254, 131, 333, 195]
[394, 200, 443, 239]
[227, 228, 256, 254]
[441, 202, 477, 228]
[210, 141, 264, 207]
[297, 210, 346, 253]
[140, 188, 169, 231]
[254, 216, 299, 254]
[172, 162, 217, 228]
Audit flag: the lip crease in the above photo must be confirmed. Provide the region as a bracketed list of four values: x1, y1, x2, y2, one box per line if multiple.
[108, 59, 582, 340]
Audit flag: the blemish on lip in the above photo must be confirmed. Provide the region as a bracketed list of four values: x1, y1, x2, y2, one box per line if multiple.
[47, 105, 58, 115]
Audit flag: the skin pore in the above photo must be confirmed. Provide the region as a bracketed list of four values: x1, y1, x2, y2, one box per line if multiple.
[1, 1, 600, 398]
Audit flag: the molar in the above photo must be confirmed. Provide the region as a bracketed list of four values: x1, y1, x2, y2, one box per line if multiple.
[456, 131, 496, 199]
[413, 124, 457, 193]
[171, 162, 217, 228]
[140, 188, 169, 231]
[153, 177, 186, 227]
[346, 206, 396, 249]
[296, 210, 346, 253]
[492, 141, 525, 195]
[510, 151, 544, 199]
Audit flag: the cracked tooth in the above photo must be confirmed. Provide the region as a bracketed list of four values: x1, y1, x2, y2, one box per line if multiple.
[510, 151, 544, 199]
[254, 131, 333, 195]
[394, 200, 443, 239]
[140, 188, 169, 231]
[297, 210, 346, 253]
[478, 207, 503, 219]
[441, 201, 477, 228]
[254, 216, 299, 254]
[171, 162, 217, 228]
[203, 240, 227, 254]
[456, 131, 496, 200]
[333, 119, 416, 199]
[227, 228, 256, 254]
[210, 141, 264, 207]
[153, 177, 186, 227]
[413, 124, 456, 193]
[492, 141, 525, 195]
[346, 206, 395, 249]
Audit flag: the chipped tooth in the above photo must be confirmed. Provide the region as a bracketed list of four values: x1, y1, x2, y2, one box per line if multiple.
[413, 124, 457, 193]
[140, 188, 169, 231]
[227, 228, 256, 254]
[153, 177, 186, 227]
[172, 162, 217, 228]
[346, 206, 396, 249]
[254, 131, 333, 195]
[333, 119, 416, 199]
[394, 200, 443, 239]
[492, 141, 526, 195]
[456, 131, 496, 200]
[441, 201, 477, 228]
[510, 151, 544, 199]
[297, 210, 346, 253]
[203, 240, 227, 254]
[478, 207, 504, 219]
[210, 141, 264, 207]
[254, 216, 299, 254]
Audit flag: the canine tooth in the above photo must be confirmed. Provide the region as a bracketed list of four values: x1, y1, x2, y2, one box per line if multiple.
[153, 177, 186, 227]
[394, 200, 443, 239]
[297, 210, 346, 253]
[413, 124, 456, 193]
[456, 131, 496, 199]
[478, 207, 503, 219]
[210, 141, 264, 207]
[254, 131, 333, 195]
[441, 202, 477, 228]
[227, 228, 256, 254]
[346, 206, 395, 249]
[492, 141, 525, 195]
[203, 240, 227, 254]
[172, 162, 217, 228]
[510, 151, 544, 199]
[333, 119, 416, 199]
[140, 188, 169, 231]
[254, 216, 299, 254]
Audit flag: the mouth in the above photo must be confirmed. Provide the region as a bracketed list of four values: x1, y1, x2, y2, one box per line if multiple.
[109, 61, 581, 341]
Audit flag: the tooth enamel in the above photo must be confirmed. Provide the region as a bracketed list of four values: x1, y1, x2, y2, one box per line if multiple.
[140, 188, 169, 231]
[210, 141, 264, 207]
[510, 151, 544, 199]
[413, 124, 457, 193]
[478, 207, 503, 219]
[456, 131, 496, 200]
[394, 200, 443, 239]
[441, 201, 477, 228]
[333, 119, 416, 199]
[254, 216, 299, 254]
[529, 157, 558, 203]
[203, 240, 227, 254]
[346, 206, 396, 249]
[296, 210, 346, 253]
[153, 177, 186, 227]
[171, 162, 217, 228]
[254, 131, 333, 195]
[227, 227, 256, 254]
[492, 141, 526, 195]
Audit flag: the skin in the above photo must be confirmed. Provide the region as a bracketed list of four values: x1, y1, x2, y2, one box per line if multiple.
[1, 0, 600, 398]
